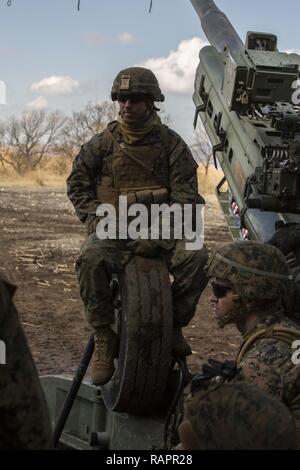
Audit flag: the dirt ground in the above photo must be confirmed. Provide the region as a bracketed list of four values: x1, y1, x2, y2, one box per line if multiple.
[0, 186, 240, 377]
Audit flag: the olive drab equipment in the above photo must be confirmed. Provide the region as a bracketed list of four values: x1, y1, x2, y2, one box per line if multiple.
[190, 0, 300, 242]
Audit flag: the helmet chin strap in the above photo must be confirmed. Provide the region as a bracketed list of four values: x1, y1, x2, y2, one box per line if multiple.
[217, 293, 248, 329]
[217, 293, 282, 330]
[146, 100, 156, 114]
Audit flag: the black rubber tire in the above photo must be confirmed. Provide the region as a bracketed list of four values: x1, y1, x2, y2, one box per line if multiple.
[101, 255, 172, 414]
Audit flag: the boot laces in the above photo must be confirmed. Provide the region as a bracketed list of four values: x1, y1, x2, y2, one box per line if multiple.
[94, 332, 112, 357]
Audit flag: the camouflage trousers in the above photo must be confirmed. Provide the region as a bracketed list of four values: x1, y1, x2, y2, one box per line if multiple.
[76, 235, 208, 329]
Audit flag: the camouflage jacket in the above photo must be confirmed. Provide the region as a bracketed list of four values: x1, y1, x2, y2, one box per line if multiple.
[66, 121, 203, 234]
[181, 313, 300, 450]
[181, 381, 297, 450]
[236, 312, 300, 404]
[0, 278, 52, 449]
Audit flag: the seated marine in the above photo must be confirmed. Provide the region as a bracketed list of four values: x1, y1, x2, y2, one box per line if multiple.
[204, 240, 300, 448]
[67, 67, 208, 385]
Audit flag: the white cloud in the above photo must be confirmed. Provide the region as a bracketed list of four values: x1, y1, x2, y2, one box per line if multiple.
[30, 76, 80, 96]
[116, 32, 136, 44]
[26, 96, 48, 109]
[82, 32, 106, 46]
[285, 48, 300, 55]
[140, 37, 208, 94]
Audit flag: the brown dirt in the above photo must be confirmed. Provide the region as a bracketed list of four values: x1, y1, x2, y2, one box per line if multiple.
[0, 187, 240, 377]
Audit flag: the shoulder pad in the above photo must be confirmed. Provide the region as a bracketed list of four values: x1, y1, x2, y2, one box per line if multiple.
[166, 127, 189, 145]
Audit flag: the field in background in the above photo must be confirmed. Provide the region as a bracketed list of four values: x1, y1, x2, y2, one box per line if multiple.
[0, 184, 236, 376]
[0, 155, 71, 188]
[0, 155, 223, 196]
[0, 157, 236, 376]
[197, 167, 223, 196]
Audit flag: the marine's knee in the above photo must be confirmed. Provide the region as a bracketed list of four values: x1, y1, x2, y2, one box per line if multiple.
[177, 244, 209, 270]
[76, 246, 105, 271]
[191, 244, 209, 269]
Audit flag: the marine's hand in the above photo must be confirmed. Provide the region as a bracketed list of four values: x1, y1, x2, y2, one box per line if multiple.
[191, 359, 237, 394]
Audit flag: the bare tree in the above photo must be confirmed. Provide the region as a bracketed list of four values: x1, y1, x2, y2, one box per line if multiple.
[0, 110, 66, 174]
[59, 101, 118, 159]
[190, 127, 213, 176]
[0, 122, 6, 170]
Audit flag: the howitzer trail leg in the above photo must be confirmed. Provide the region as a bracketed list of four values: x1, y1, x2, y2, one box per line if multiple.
[53, 334, 95, 448]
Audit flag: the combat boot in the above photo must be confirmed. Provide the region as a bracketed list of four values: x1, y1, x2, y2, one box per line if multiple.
[91, 326, 118, 386]
[172, 327, 192, 357]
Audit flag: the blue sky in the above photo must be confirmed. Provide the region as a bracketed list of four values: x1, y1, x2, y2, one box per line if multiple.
[0, 0, 299, 143]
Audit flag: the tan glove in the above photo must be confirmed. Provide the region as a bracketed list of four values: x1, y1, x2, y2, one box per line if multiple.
[178, 419, 198, 450]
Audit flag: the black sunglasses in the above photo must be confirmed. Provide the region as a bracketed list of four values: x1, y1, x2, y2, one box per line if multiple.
[211, 281, 232, 299]
[117, 93, 147, 103]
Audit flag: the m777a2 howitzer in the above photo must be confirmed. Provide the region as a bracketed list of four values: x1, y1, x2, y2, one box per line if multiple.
[191, 0, 300, 241]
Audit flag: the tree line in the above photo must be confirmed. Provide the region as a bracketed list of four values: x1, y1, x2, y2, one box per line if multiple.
[0, 101, 118, 175]
[0, 100, 213, 175]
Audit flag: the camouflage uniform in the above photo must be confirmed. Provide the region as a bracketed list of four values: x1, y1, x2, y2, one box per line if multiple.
[67, 68, 208, 331]
[180, 382, 296, 450]
[268, 223, 300, 318]
[204, 240, 300, 447]
[0, 277, 52, 449]
[236, 312, 300, 401]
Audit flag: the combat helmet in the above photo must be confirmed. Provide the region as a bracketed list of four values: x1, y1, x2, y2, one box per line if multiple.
[207, 240, 293, 327]
[182, 382, 296, 450]
[111, 67, 165, 102]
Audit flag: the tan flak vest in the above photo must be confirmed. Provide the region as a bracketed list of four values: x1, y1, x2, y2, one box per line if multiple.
[237, 325, 300, 449]
[96, 122, 170, 210]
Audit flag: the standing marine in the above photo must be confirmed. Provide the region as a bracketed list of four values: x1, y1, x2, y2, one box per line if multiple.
[67, 67, 208, 385]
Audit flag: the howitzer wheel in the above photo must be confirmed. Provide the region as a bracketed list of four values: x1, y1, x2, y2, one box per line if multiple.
[101, 255, 173, 414]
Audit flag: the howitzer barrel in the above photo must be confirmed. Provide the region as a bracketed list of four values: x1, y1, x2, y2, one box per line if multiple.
[190, 0, 244, 52]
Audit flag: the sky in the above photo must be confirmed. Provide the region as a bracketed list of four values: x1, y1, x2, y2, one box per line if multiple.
[0, 0, 299, 145]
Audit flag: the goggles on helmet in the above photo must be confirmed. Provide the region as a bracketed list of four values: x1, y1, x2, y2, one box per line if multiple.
[211, 280, 233, 299]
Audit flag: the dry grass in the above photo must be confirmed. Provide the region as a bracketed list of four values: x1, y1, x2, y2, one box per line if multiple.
[0, 156, 223, 196]
[0, 155, 72, 188]
[197, 167, 224, 196]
